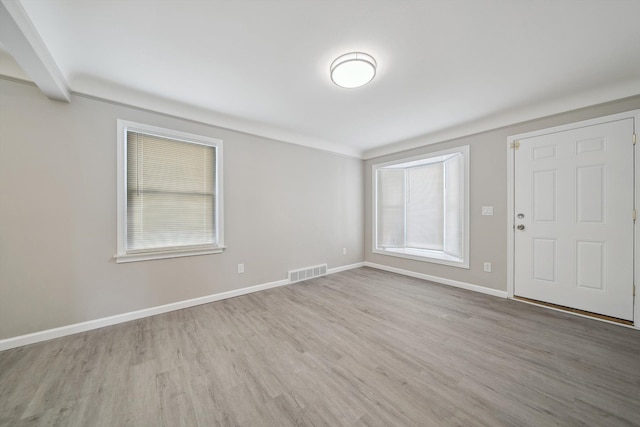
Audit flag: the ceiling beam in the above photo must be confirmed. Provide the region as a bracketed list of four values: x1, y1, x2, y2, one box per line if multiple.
[0, 0, 69, 101]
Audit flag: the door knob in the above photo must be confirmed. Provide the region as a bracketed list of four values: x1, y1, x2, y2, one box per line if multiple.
[517, 224, 525, 230]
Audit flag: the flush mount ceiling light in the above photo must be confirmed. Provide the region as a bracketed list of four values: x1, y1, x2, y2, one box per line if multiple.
[330, 52, 377, 89]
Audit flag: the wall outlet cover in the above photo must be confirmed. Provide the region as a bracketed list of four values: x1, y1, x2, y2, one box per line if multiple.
[481, 206, 494, 216]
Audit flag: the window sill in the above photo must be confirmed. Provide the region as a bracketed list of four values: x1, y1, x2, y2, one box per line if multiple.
[373, 247, 468, 269]
[115, 246, 226, 263]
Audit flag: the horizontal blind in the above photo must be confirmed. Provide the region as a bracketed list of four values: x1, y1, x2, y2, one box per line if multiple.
[127, 131, 216, 252]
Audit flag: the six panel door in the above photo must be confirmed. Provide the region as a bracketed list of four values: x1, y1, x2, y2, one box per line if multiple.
[514, 118, 635, 321]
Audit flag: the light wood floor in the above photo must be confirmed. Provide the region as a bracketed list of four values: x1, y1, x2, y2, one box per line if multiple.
[1, 267, 640, 426]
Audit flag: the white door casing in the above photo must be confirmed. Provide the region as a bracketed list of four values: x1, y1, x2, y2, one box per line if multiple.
[511, 117, 635, 321]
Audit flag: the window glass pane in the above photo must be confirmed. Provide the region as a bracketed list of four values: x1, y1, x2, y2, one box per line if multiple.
[444, 153, 464, 258]
[406, 163, 444, 250]
[377, 168, 405, 247]
[126, 131, 216, 252]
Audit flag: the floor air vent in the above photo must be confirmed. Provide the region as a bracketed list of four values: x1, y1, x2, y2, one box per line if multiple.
[288, 264, 328, 283]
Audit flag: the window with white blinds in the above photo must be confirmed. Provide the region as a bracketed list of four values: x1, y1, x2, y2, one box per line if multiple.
[373, 146, 469, 268]
[116, 121, 224, 263]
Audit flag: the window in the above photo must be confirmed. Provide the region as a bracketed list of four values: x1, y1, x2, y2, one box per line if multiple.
[373, 146, 469, 268]
[116, 120, 224, 263]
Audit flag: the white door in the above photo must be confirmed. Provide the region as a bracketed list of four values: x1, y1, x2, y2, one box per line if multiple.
[514, 118, 635, 321]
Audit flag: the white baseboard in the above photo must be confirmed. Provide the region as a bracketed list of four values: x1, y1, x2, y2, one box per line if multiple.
[0, 262, 364, 352]
[363, 262, 508, 299]
[328, 262, 365, 274]
[0, 261, 504, 351]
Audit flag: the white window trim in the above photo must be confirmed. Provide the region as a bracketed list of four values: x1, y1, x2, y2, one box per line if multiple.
[372, 145, 470, 269]
[115, 120, 225, 263]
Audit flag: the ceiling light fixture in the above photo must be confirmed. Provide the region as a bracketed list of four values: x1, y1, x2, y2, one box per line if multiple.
[330, 52, 377, 89]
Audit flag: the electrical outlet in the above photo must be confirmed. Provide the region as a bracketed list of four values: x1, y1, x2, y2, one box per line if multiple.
[483, 262, 492, 273]
[238, 263, 245, 274]
[342, 247, 347, 255]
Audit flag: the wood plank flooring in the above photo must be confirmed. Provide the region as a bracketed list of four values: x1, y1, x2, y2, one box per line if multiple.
[1, 267, 640, 426]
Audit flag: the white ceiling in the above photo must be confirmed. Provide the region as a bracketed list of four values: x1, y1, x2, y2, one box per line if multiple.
[1, 0, 640, 158]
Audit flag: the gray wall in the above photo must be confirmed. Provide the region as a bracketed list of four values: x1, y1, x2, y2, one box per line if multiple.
[2, 75, 639, 341]
[0, 79, 364, 340]
[364, 95, 640, 292]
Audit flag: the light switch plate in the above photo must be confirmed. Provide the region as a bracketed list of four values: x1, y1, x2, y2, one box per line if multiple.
[481, 206, 494, 216]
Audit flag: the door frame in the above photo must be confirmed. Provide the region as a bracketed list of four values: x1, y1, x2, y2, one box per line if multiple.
[507, 110, 640, 328]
